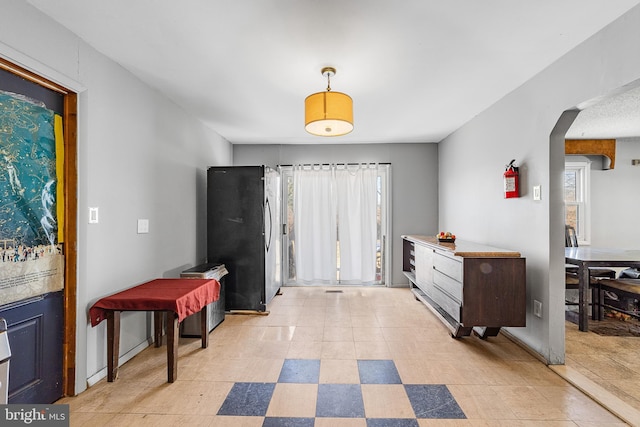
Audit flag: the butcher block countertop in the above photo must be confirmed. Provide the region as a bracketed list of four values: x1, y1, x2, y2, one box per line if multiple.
[402, 235, 521, 258]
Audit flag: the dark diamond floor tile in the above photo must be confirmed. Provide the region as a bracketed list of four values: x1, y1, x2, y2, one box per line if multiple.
[217, 382, 276, 416]
[316, 384, 365, 418]
[367, 419, 419, 427]
[358, 359, 402, 384]
[404, 384, 466, 419]
[278, 359, 321, 383]
[263, 417, 315, 427]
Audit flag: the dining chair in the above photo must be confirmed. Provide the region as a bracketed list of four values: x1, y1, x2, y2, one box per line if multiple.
[565, 225, 616, 320]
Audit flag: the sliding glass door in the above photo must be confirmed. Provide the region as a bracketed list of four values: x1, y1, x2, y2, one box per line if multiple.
[281, 164, 390, 286]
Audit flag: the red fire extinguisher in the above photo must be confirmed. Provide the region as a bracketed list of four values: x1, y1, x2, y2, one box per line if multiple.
[504, 159, 519, 198]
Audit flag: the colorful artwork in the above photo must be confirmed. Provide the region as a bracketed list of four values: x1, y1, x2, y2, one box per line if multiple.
[0, 90, 64, 305]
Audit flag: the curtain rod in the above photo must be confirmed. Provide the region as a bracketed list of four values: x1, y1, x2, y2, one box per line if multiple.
[278, 162, 390, 167]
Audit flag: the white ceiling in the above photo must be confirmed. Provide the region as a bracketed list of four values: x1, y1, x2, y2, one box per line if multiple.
[26, 0, 640, 144]
[566, 82, 640, 139]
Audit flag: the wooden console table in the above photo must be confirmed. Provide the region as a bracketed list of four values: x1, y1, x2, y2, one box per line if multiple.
[402, 235, 526, 338]
[89, 278, 221, 383]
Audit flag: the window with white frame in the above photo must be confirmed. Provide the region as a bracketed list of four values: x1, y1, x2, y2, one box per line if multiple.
[564, 160, 591, 245]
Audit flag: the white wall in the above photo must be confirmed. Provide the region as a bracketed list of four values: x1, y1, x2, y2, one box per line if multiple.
[233, 143, 439, 285]
[1, 0, 233, 393]
[589, 138, 640, 249]
[438, 6, 640, 363]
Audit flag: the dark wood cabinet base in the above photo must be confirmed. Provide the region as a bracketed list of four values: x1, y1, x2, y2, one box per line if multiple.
[404, 235, 526, 339]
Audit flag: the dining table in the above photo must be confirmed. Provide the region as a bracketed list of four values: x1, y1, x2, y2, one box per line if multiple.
[565, 247, 640, 331]
[89, 278, 221, 383]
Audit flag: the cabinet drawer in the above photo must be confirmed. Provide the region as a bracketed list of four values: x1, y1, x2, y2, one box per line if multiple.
[433, 252, 462, 282]
[433, 270, 462, 302]
[431, 286, 461, 322]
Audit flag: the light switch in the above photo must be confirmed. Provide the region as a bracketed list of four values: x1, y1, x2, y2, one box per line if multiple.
[533, 185, 541, 201]
[137, 219, 149, 234]
[89, 207, 99, 224]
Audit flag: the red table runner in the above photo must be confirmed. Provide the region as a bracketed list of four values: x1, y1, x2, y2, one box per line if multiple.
[89, 278, 220, 327]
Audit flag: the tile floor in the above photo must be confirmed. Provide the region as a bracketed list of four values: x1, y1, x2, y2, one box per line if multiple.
[59, 286, 628, 426]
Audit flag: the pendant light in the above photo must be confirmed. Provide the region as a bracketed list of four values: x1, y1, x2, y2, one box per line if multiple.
[305, 67, 353, 136]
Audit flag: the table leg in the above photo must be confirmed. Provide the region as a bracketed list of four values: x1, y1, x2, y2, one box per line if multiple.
[154, 312, 163, 347]
[591, 282, 602, 321]
[106, 311, 120, 382]
[200, 305, 209, 349]
[167, 311, 179, 383]
[579, 264, 590, 332]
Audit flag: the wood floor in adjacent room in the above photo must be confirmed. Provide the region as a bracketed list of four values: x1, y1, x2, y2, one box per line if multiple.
[564, 316, 640, 425]
[59, 287, 629, 426]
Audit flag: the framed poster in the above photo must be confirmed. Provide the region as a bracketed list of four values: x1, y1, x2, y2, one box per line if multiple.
[0, 90, 64, 305]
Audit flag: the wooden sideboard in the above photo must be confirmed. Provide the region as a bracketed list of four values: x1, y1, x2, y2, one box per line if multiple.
[402, 235, 526, 338]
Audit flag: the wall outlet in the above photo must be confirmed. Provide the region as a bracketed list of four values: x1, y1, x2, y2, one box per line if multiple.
[533, 300, 543, 318]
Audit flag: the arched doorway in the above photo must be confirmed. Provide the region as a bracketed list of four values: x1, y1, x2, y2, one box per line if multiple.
[549, 79, 640, 419]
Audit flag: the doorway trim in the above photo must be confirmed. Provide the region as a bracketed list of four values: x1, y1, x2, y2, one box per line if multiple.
[0, 57, 78, 397]
[549, 109, 581, 365]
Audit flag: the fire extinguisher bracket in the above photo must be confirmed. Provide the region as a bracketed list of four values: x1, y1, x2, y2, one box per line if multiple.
[504, 159, 520, 198]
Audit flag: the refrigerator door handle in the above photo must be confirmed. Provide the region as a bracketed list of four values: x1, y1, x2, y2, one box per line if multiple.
[264, 197, 272, 252]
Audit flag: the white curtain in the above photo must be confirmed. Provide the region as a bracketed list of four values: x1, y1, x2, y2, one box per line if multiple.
[293, 164, 378, 285]
[293, 165, 337, 284]
[336, 165, 378, 284]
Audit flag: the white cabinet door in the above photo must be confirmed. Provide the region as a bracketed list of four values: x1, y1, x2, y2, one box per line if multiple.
[414, 244, 434, 296]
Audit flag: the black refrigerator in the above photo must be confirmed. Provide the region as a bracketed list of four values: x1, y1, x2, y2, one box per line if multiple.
[207, 166, 281, 312]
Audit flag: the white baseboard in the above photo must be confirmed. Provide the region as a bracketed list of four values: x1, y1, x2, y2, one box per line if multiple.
[87, 337, 154, 387]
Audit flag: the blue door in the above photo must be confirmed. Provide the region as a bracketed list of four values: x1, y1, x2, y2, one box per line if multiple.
[0, 292, 63, 403]
[0, 66, 66, 403]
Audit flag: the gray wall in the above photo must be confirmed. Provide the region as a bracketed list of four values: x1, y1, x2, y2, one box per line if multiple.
[1, 0, 233, 393]
[590, 138, 640, 249]
[233, 143, 439, 285]
[438, 5, 640, 363]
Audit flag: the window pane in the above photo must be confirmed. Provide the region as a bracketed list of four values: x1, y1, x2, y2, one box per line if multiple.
[565, 161, 589, 243]
[564, 170, 577, 202]
[565, 204, 578, 230]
